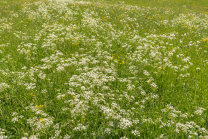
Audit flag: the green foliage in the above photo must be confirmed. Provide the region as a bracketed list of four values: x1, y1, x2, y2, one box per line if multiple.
[0, 0, 208, 138]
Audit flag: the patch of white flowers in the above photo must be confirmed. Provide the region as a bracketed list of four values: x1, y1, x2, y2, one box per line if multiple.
[0, 0, 207, 138]
[0, 128, 7, 139]
[119, 118, 132, 129]
[73, 124, 87, 131]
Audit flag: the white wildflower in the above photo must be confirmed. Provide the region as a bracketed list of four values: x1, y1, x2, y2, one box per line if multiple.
[194, 107, 206, 115]
[12, 112, 18, 116]
[24, 83, 36, 90]
[109, 121, 114, 127]
[180, 113, 188, 118]
[132, 119, 139, 124]
[182, 57, 190, 62]
[104, 128, 111, 134]
[21, 66, 27, 70]
[141, 100, 146, 104]
[140, 105, 145, 108]
[54, 130, 61, 138]
[11, 117, 19, 123]
[196, 67, 200, 70]
[119, 118, 132, 129]
[73, 124, 87, 131]
[56, 65, 65, 72]
[0, 83, 10, 92]
[168, 113, 178, 119]
[81, 86, 85, 90]
[38, 72, 46, 79]
[127, 84, 135, 90]
[188, 135, 193, 139]
[151, 82, 158, 88]
[41, 89, 47, 93]
[102, 86, 110, 90]
[140, 90, 146, 95]
[29, 135, 38, 139]
[0, 128, 7, 139]
[131, 130, 140, 136]
[63, 134, 71, 139]
[159, 134, 164, 138]
[143, 70, 150, 76]
[57, 94, 66, 100]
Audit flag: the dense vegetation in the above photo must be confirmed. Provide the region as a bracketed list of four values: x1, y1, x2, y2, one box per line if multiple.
[0, 0, 208, 138]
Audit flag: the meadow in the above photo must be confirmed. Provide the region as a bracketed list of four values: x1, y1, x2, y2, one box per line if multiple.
[0, 0, 208, 138]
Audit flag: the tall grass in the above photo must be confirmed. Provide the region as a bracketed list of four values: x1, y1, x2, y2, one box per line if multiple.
[0, 0, 208, 138]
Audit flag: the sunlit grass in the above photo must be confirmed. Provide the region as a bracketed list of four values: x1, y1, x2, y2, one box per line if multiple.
[1, 0, 208, 138]
[103, 0, 208, 14]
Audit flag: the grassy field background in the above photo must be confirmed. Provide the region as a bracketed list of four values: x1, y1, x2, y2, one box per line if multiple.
[106, 0, 208, 13]
[1, 0, 208, 13]
[0, 0, 208, 138]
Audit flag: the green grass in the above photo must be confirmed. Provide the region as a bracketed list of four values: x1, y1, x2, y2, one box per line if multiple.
[0, 0, 208, 138]
[103, 0, 208, 14]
